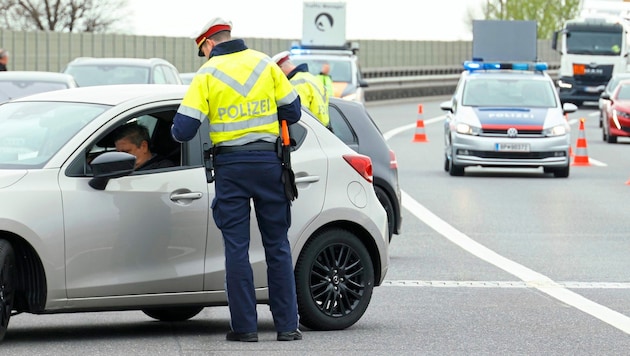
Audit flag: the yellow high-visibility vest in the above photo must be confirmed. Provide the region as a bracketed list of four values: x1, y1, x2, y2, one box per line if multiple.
[180, 49, 297, 146]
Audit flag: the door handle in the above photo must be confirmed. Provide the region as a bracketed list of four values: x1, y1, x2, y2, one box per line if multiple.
[170, 192, 203, 201]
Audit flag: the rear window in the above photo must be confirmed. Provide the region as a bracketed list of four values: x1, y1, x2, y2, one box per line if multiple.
[65, 65, 150, 86]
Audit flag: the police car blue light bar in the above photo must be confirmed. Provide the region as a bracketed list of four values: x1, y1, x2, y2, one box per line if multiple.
[463, 60, 548, 72]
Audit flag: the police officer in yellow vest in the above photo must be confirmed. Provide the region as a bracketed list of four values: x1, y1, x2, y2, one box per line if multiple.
[272, 51, 331, 130]
[171, 17, 302, 343]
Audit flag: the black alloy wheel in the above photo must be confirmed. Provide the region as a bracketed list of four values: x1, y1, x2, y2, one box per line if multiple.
[295, 229, 374, 331]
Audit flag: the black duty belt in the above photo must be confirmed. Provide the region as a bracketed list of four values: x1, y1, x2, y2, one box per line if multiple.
[214, 141, 277, 155]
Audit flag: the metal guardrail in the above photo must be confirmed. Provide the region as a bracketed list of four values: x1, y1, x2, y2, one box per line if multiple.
[361, 65, 560, 102]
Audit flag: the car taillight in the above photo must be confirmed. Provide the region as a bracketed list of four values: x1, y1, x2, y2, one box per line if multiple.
[343, 154, 373, 183]
[389, 149, 398, 169]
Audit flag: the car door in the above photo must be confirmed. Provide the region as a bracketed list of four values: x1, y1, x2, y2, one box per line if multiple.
[60, 105, 210, 299]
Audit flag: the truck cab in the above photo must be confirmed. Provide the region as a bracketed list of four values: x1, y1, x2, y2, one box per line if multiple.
[553, 15, 630, 107]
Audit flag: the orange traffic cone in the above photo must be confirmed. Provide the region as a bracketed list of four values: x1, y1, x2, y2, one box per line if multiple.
[572, 118, 590, 166]
[412, 104, 428, 143]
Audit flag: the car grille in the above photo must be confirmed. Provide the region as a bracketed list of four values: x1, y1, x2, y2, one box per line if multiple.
[464, 150, 566, 159]
[480, 128, 543, 137]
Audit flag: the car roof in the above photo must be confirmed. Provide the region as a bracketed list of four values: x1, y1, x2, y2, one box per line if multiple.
[11, 84, 189, 105]
[65, 57, 175, 66]
[0, 71, 77, 82]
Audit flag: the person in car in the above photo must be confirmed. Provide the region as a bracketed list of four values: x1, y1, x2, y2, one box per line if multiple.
[171, 17, 303, 343]
[113, 122, 175, 171]
[272, 51, 331, 130]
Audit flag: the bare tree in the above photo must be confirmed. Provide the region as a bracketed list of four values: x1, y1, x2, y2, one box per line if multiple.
[465, 0, 581, 39]
[0, 0, 129, 33]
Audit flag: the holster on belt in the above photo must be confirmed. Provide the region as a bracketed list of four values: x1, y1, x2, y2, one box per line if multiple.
[280, 120, 298, 201]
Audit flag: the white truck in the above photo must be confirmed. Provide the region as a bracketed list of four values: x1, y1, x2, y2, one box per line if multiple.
[552, 1, 630, 106]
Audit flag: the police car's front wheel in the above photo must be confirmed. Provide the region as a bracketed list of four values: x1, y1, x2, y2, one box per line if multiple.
[295, 229, 374, 331]
[0, 239, 16, 342]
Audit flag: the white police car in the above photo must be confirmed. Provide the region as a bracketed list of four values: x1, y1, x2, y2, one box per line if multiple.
[440, 60, 578, 177]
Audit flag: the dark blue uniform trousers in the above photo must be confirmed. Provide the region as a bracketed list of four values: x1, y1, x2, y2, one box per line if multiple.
[212, 151, 299, 334]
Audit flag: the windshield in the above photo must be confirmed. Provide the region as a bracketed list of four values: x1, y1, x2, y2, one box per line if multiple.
[290, 58, 353, 83]
[463, 77, 558, 108]
[0, 81, 70, 103]
[566, 29, 623, 55]
[0, 101, 109, 168]
[65, 65, 151, 86]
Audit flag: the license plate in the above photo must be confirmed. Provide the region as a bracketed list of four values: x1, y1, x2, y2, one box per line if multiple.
[584, 86, 600, 93]
[495, 143, 530, 152]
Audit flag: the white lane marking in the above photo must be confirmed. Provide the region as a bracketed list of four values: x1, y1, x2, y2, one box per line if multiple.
[383, 280, 630, 289]
[400, 190, 630, 335]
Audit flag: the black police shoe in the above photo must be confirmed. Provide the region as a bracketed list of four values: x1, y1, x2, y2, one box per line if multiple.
[226, 331, 258, 342]
[277, 329, 302, 341]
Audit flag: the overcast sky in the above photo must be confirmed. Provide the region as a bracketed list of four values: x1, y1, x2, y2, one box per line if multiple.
[124, 0, 486, 41]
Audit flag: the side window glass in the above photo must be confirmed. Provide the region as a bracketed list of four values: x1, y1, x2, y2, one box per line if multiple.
[328, 105, 356, 145]
[67, 108, 185, 177]
[153, 66, 167, 84]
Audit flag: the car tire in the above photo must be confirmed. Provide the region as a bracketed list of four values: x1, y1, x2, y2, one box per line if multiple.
[374, 186, 395, 241]
[552, 165, 570, 178]
[0, 240, 16, 342]
[295, 228, 374, 331]
[448, 152, 465, 176]
[607, 133, 617, 144]
[444, 154, 450, 172]
[142, 306, 204, 322]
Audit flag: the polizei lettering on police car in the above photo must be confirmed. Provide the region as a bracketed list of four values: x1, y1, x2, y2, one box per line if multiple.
[217, 99, 271, 120]
[488, 112, 535, 119]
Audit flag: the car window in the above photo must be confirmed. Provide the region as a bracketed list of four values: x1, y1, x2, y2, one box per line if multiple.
[0, 81, 71, 102]
[72, 108, 184, 176]
[328, 105, 357, 145]
[160, 65, 180, 84]
[65, 65, 150, 86]
[463, 77, 556, 108]
[291, 58, 353, 83]
[0, 101, 108, 169]
[616, 84, 630, 99]
[153, 66, 167, 84]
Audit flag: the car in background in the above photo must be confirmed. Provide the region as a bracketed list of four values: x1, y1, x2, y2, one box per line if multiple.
[440, 60, 578, 178]
[62, 57, 182, 86]
[598, 72, 630, 128]
[0, 71, 77, 103]
[289, 43, 369, 102]
[600, 79, 630, 143]
[329, 97, 401, 240]
[179, 72, 195, 85]
[0, 84, 388, 341]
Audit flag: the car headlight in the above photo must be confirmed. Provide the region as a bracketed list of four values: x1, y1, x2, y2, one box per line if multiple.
[455, 123, 481, 135]
[543, 124, 568, 137]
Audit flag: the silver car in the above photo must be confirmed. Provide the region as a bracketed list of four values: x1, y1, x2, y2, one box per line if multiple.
[440, 61, 578, 178]
[0, 71, 77, 103]
[0, 84, 388, 341]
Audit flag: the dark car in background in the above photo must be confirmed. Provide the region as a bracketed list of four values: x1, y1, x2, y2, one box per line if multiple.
[0, 71, 77, 103]
[63, 57, 183, 86]
[329, 97, 402, 240]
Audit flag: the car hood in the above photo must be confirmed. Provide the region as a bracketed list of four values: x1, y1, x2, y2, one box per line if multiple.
[474, 107, 548, 129]
[0, 170, 28, 189]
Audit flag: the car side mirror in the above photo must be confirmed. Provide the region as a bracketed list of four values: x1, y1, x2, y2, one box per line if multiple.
[359, 79, 369, 88]
[88, 151, 136, 190]
[440, 100, 454, 113]
[601, 93, 611, 100]
[562, 102, 578, 114]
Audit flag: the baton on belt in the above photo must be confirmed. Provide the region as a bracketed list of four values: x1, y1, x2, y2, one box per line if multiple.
[280, 120, 298, 201]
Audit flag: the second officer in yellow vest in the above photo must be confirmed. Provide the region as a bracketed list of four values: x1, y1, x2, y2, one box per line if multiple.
[171, 17, 303, 343]
[272, 51, 331, 130]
